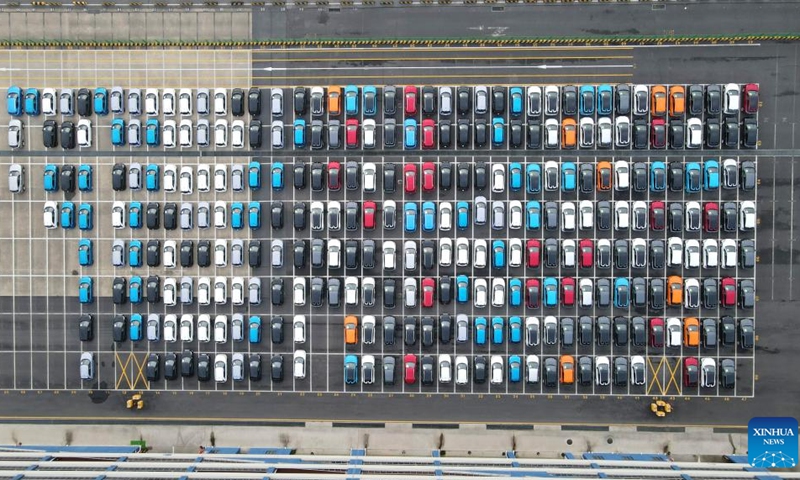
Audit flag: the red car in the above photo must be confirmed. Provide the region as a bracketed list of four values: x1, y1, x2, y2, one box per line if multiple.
[650, 201, 665, 231]
[526, 279, 540, 309]
[704, 202, 719, 232]
[404, 86, 417, 115]
[561, 277, 575, 307]
[345, 118, 359, 148]
[422, 277, 435, 308]
[720, 277, 736, 307]
[527, 239, 541, 268]
[421, 119, 435, 149]
[743, 83, 759, 114]
[328, 161, 341, 191]
[404, 163, 417, 194]
[683, 357, 699, 387]
[650, 117, 666, 149]
[579, 239, 593, 268]
[363, 201, 376, 230]
[422, 162, 435, 192]
[650, 318, 665, 347]
[404, 353, 417, 384]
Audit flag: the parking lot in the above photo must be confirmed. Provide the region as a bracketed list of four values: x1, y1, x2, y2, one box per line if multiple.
[0, 49, 762, 398]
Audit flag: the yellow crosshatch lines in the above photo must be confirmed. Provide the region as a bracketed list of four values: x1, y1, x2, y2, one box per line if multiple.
[115, 352, 150, 391]
[646, 356, 665, 396]
[664, 357, 683, 396]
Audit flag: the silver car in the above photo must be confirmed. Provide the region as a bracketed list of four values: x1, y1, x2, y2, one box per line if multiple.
[197, 119, 210, 147]
[128, 119, 141, 146]
[8, 164, 24, 193]
[180, 203, 192, 230]
[474, 196, 488, 225]
[197, 88, 210, 116]
[128, 162, 142, 190]
[127, 88, 140, 115]
[271, 240, 283, 267]
[249, 277, 262, 305]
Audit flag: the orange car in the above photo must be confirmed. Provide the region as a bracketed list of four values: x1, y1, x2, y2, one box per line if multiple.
[344, 315, 358, 344]
[669, 85, 685, 117]
[561, 118, 577, 149]
[667, 276, 683, 306]
[328, 86, 342, 116]
[560, 355, 575, 384]
[597, 161, 612, 191]
[651, 85, 667, 117]
[683, 317, 700, 347]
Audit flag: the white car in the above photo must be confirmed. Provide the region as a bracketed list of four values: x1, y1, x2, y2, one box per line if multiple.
[145, 88, 159, 115]
[42, 88, 56, 115]
[197, 314, 211, 342]
[525, 317, 540, 347]
[363, 119, 376, 148]
[595, 356, 610, 386]
[579, 279, 593, 307]
[631, 355, 646, 386]
[179, 166, 193, 194]
[214, 88, 227, 115]
[214, 315, 228, 343]
[633, 84, 649, 114]
[163, 119, 176, 148]
[544, 85, 559, 115]
[491, 163, 505, 193]
[474, 239, 488, 268]
[579, 201, 593, 230]
[615, 160, 629, 190]
[195, 164, 210, 192]
[179, 119, 193, 147]
[403, 241, 417, 271]
[615, 116, 630, 147]
[508, 238, 522, 267]
[231, 120, 245, 148]
[440, 201, 453, 231]
[214, 201, 226, 228]
[721, 239, 737, 269]
[687, 117, 703, 148]
[686, 201, 702, 232]
[111, 201, 125, 229]
[527, 85, 542, 115]
[597, 117, 612, 148]
[198, 277, 211, 306]
[383, 241, 396, 270]
[439, 238, 453, 267]
[509, 200, 523, 230]
[684, 278, 700, 309]
[214, 119, 228, 147]
[163, 240, 177, 268]
[231, 276, 245, 306]
[455, 238, 469, 267]
[214, 164, 227, 192]
[293, 315, 306, 343]
[668, 237, 683, 267]
[490, 355, 503, 385]
[329, 200, 342, 231]
[345, 277, 359, 306]
[404, 278, 417, 308]
[43, 201, 58, 229]
[544, 118, 559, 148]
[491, 278, 505, 307]
[455, 355, 469, 385]
[163, 314, 177, 342]
[163, 164, 177, 192]
[701, 357, 717, 388]
[180, 314, 194, 342]
[474, 279, 488, 308]
[293, 277, 306, 306]
[739, 201, 756, 231]
[214, 276, 227, 305]
[362, 162, 377, 192]
[214, 239, 227, 267]
[439, 354, 452, 383]
[684, 239, 700, 269]
[214, 354, 227, 383]
[293, 350, 307, 379]
[561, 239, 576, 268]
[328, 239, 341, 269]
[310, 201, 325, 231]
[724, 83, 740, 114]
[162, 89, 176, 116]
[179, 88, 192, 116]
[702, 239, 719, 268]
[544, 161, 559, 190]
[632, 201, 648, 231]
[614, 201, 629, 230]
[163, 277, 177, 306]
[666, 317, 682, 347]
[579, 117, 594, 148]
[526, 355, 539, 384]
[77, 119, 92, 147]
[562, 201, 576, 232]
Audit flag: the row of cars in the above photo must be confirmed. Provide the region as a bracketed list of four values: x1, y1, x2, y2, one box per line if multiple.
[342, 314, 754, 350]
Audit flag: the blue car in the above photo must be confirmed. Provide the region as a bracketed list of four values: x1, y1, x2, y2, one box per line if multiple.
[422, 201, 436, 232]
[561, 162, 577, 192]
[248, 201, 261, 229]
[129, 240, 142, 267]
[491, 317, 504, 344]
[94, 87, 108, 115]
[78, 203, 93, 231]
[685, 162, 702, 193]
[509, 162, 522, 191]
[509, 279, 522, 307]
[344, 85, 359, 115]
[60, 202, 75, 229]
[650, 161, 667, 192]
[509, 355, 522, 382]
[363, 85, 377, 116]
[129, 276, 143, 304]
[404, 202, 418, 232]
[614, 277, 630, 308]
[6, 86, 22, 116]
[145, 119, 160, 146]
[231, 202, 244, 229]
[24, 88, 40, 116]
[527, 163, 541, 193]
[475, 317, 488, 345]
[78, 276, 93, 304]
[579, 85, 595, 116]
[492, 117, 505, 146]
[129, 201, 142, 229]
[111, 118, 126, 146]
[248, 316, 262, 344]
[543, 277, 558, 307]
[703, 159, 719, 191]
[43, 164, 58, 192]
[456, 201, 469, 230]
[492, 240, 505, 269]
[597, 84, 613, 115]
[293, 119, 306, 148]
[510, 87, 524, 116]
[526, 201, 541, 230]
[456, 275, 469, 303]
[248, 161, 261, 190]
[344, 354, 359, 385]
[509, 317, 522, 343]
[78, 239, 93, 266]
[130, 314, 143, 341]
[78, 165, 93, 192]
[271, 162, 284, 190]
[404, 119, 417, 149]
[145, 164, 159, 191]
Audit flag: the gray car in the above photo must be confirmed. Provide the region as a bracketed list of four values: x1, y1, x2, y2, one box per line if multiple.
[491, 201, 505, 230]
[271, 239, 283, 268]
[8, 164, 24, 193]
[231, 239, 244, 266]
[180, 277, 193, 304]
[383, 356, 395, 385]
[180, 203, 192, 230]
[126, 88, 140, 115]
[231, 164, 244, 191]
[112, 240, 125, 267]
[474, 196, 488, 225]
[249, 277, 262, 305]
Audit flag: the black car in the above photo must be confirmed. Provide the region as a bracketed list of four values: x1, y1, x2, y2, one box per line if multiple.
[180, 240, 194, 267]
[384, 280, 396, 309]
[421, 240, 435, 270]
[328, 119, 341, 149]
[579, 164, 593, 193]
[164, 352, 178, 380]
[650, 240, 665, 269]
[146, 202, 160, 229]
[383, 316, 396, 345]
[383, 86, 396, 115]
[474, 355, 488, 384]
[345, 202, 358, 231]
[181, 350, 194, 377]
[615, 84, 631, 115]
[614, 239, 629, 269]
[720, 359, 735, 389]
[112, 315, 127, 342]
[422, 86, 436, 115]
[706, 84, 721, 114]
[742, 117, 758, 148]
[271, 278, 284, 305]
[492, 86, 505, 115]
[668, 163, 683, 192]
[740, 239, 756, 269]
[705, 118, 721, 148]
[632, 162, 647, 192]
[293, 87, 306, 115]
[631, 317, 646, 346]
[293, 164, 306, 190]
[247, 240, 261, 268]
[720, 316, 736, 346]
[543, 357, 557, 387]
[456, 163, 470, 191]
[474, 119, 487, 147]
[544, 238, 558, 268]
[249, 120, 262, 148]
[578, 357, 592, 386]
[669, 121, 684, 149]
[60, 121, 75, 149]
[722, 202, 738, 232]
[596, 201, 611, 231]
[421, 317, 435, 347]
[457, 119, 470, 147]
[345, 240, 359, 270]
[248, 87, 261, 115]
[345, 161, 359, 190]
[561, 317, 574, 347]
[43, 120, 58, 148]
[404, 317, 416, 346]
[703, 278, 718, 309]
[309, 120, 324, 149]
[688, 84, 704, 116]
[439, 314, 451, 344]
[439, 276, 452, 305]
[60, 165, 75, 193]
[421, 356, 435, 385]
[145, 353, 160, 382]
[702, 318, 717, 348]
[362, 240, 376, 269]
[384, 163, 396, 194]
[249, 354, 262, 381]
[613, 357, 628, 386]
[509, 120, 523, 148]
[163, 202, 177, 230]
[439, 162, 453, 190]
[78, 314, 93, 341]
[197, 354, 211, 381]
[271, 201, 284, 229]
[527, 121, 542, 149]
[649, 278, 665, 309]
[474, 162, 487, 190]
[739, 318, 754, 348]
[76, 88, 92, 117]
[197, 240, 210, 267]
[310, 277, 324, 307]
[723, 117, 739, 147]
[310, 163, 324, 191]
[439, 120, 451, 148]
[383, 119, 396, 148]
[270, 316, 284, 344]
[146, 276, 160, 303]
[562, 85, 577, 116]
[632, 119, 648, 149]
[596, 317, 611, 345]
[112, 277, 127, 304]
[293, 202, 306, 230]
[578, 316, 592, 346]
[613, 317, 628, 346]
[668, 202, 683, 232]
[268, 355, 283, 382]
[231, 88, 245, 116]
[738, 279, 755, 308]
